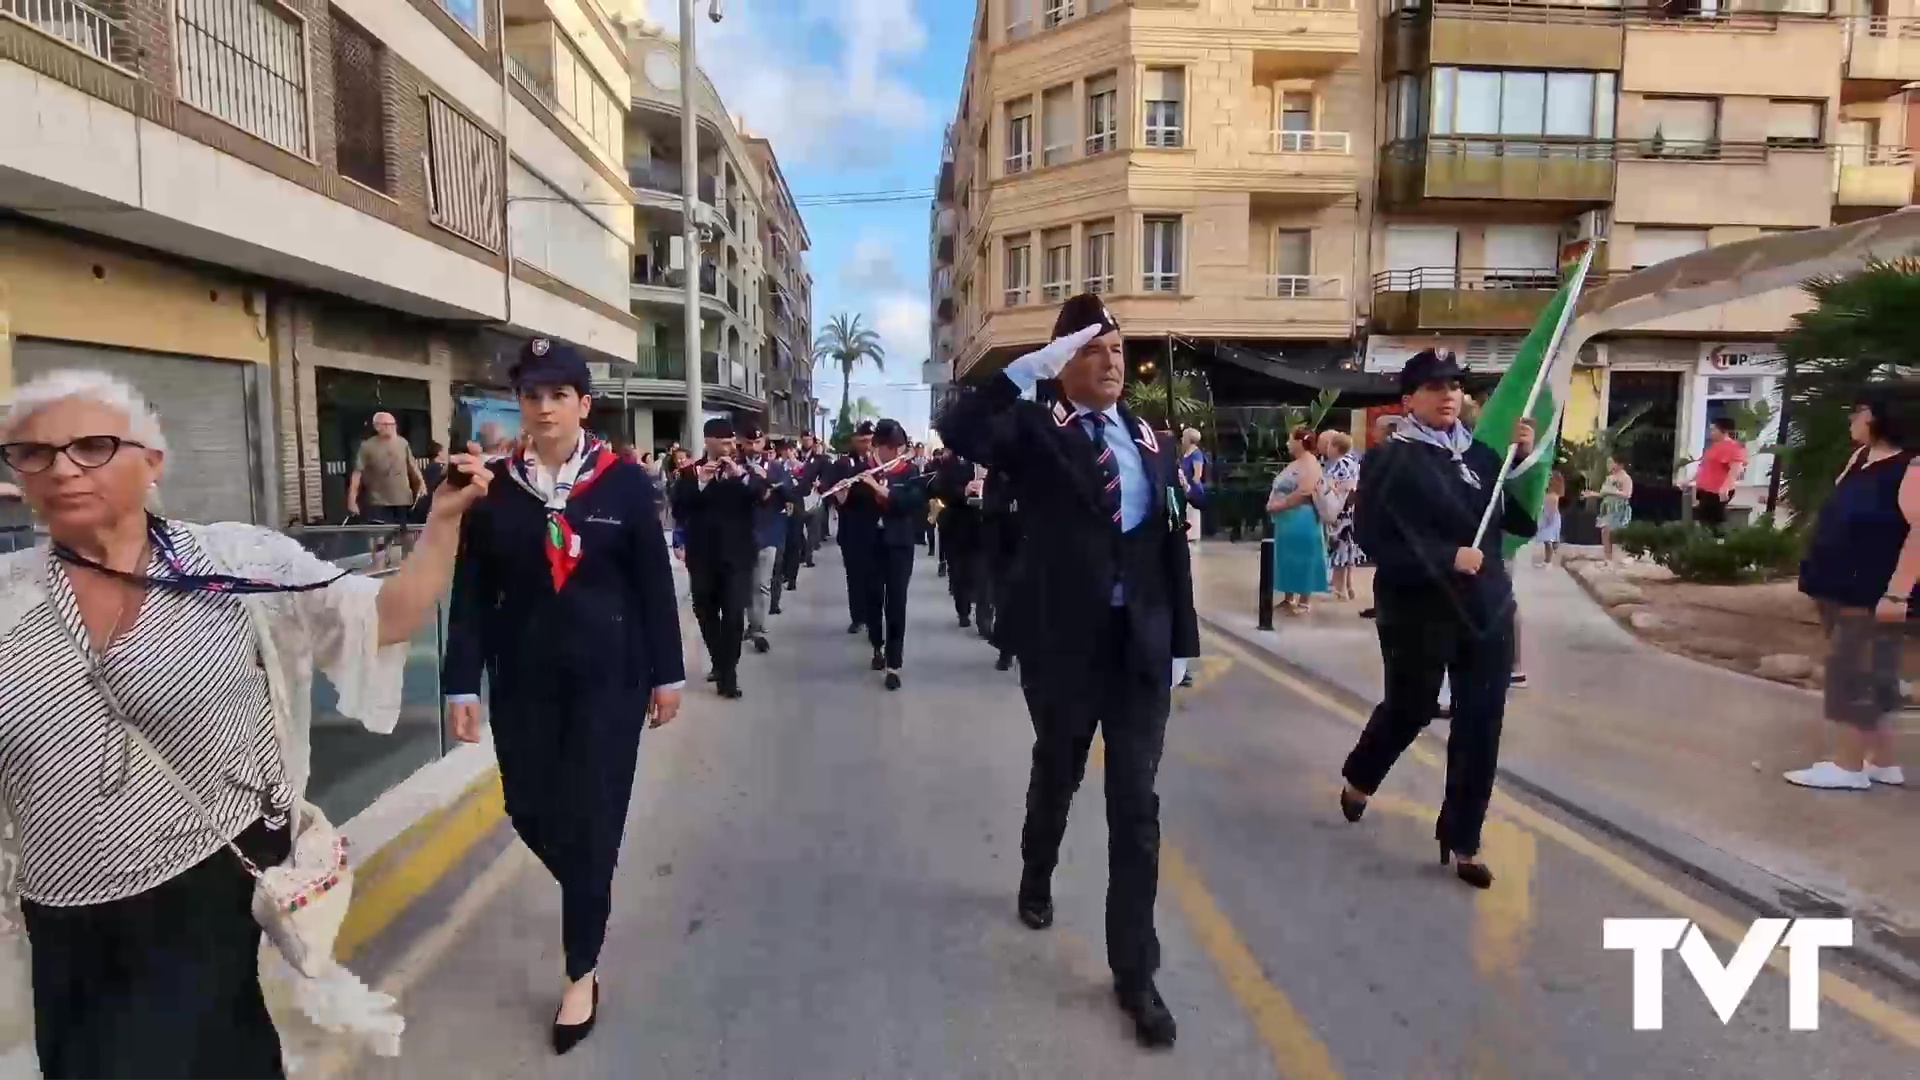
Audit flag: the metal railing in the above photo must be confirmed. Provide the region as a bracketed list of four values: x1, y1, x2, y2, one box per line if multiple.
[1385, 0, 1834, 25]
[1265, 274, 1346, 299]
[1272, 130, 1352, 153]
[1257, 0, 1357, 10]
[1372, 266, 1562, 291]
[506, 54, 561, 116]
[174, 0, 311, 156]
[2, 0, 122, 64]
[1835, 143, 1916, 167]
[635, 346, 687, 380]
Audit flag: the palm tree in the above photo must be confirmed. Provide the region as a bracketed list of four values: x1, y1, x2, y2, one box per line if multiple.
[1123, 372, 1213, 430]
[813, 314, 886, 433]
[1779, 257, 1920, 521]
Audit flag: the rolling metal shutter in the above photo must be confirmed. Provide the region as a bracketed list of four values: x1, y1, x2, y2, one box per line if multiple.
[13, 341, 262, 524]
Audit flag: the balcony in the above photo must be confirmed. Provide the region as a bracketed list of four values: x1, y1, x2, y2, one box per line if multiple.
[1380, 137, 1615, 206]
[633, 346, 687, 381]
[2, 0, 123, 65]
[1384, 0, 1626, 76]
[1371, 266, 1560, 333]
[1248, 0, 1362, 66]
[1834, 144, 1917, 209]
[626, 161, 718, 210]
[1845, 17, 1920, 91]
[1613, 140, 1833, 226]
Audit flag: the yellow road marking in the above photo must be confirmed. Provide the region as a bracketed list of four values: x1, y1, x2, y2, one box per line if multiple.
[1093, 737, 1343, 1078]
[334, 772, 508, 960]
[1202, 629, 1920, 1051]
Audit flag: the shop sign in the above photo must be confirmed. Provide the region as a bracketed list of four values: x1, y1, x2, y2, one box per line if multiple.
[1699, 343, 1785, 375]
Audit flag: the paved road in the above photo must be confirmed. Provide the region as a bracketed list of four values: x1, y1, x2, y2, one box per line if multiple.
[364, 548, 1920, 1078]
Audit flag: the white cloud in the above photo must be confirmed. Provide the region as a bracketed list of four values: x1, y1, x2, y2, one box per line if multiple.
[673, 0, 932, 165]
[842, 233, 906, 293]
[871, 293, 931, 369]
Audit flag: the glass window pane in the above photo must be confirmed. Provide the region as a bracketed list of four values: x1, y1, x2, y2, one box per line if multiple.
[1461, 70, 1506, 136]
[1499, 72, 1545, 136]
[1544, 73, 1594, 137]
[1594, 73, 1616, 137]
[1274, 229, 1312, 276]
[1431, 68, 1457, 136]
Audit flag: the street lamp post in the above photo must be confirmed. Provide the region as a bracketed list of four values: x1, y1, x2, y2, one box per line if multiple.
[678, 0, 717, 448]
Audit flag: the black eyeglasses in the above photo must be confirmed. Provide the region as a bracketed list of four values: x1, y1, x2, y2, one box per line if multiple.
[0, 436, 147, 474]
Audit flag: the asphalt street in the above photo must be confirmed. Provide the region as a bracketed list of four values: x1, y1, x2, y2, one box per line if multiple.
[363, 546, 1920, 1079]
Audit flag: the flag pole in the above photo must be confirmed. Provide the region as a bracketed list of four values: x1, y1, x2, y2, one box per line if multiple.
[1471, 242, 1600, 549]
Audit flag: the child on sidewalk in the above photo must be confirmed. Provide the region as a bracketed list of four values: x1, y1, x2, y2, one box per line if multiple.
[1536, 471, 1564, 566]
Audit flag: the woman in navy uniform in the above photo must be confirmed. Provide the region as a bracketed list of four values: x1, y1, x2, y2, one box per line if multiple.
[850, 419, 929, 689]
[831, 421, 880, 634]
[936, 294, 1198, 1049]
[443, 337, 685, 1054]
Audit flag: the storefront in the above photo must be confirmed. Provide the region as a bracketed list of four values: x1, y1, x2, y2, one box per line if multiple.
[1689, 342, 1783, 514]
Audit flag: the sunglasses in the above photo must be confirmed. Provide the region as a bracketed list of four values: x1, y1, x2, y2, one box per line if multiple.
[1, 436, 147, 474]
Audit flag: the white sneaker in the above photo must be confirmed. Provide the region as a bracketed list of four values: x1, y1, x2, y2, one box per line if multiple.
[1866, 763, 1906, 786]
[1783, 761, 1872, 790]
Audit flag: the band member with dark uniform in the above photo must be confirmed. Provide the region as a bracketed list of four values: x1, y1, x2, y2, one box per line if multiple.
[833, 418, 927, 689]
[443, 336, 685, 1054]
[739, 425, 787, 648]
[980, 462, 1021, 671]
[936, 294, 1198, 1049]
[1339, 350, 1536, 889]
[800, 432, 835, 556]
[930, 448, 987, 628]
[671, 418, 765, 699]
[832, 421, 880, 635]
[774, 439, 809, 593]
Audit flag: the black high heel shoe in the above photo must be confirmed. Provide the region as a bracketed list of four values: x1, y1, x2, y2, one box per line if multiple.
[1438, 844, 1494, 890]
[552, 976, 599, 1055]
[1338, 787, 1368, 823]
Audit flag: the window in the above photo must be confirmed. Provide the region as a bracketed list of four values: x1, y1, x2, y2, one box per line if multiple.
[1642, 96, 1718, 156]
[1042, 85, 1074, 166]
[1004, 240, 1031, 306]
[1143, 68, 1184, 148]
[1084, 224, 1114, 294]
[1273, 228, 1312, 296]
[1005, 98, 1034, 174]
[1044, 0, 1075, 28]
[1766, 100, 1823, 147]
[1630, 227, 1708, 269]
[1042, 229, 1072, 302]
[548, 37, 619, 158]
[1007, 0, 1032, 40]
[1142, 216, 1181, 292]
[426, 95, 505, 251]
[331, 12, 388, 192]
[174, 0, 311, 156]
[1430, 67, 1615, 139]
[434, 0, 483, 39]
[1387, 74, 1422, 141]
[1483, 225, 1560, 287]
[1085, 73, 1118, 154]
[1279, 91, 1313, 132]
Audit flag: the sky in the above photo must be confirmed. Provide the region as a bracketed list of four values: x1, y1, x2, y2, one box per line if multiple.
[618, 0, 973, 439]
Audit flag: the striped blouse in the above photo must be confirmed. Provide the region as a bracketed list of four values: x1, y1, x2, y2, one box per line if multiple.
[0, 523, 291, 907]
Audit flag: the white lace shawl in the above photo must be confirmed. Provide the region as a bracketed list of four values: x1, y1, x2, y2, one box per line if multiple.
[0, 521, 411, 1068]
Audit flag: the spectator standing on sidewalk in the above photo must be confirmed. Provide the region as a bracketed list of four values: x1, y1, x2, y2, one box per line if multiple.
[1692, 417, 1747, 532]
[1357, 412, 1402, 620]
[1318, 429, 1363, 602]
[1785, 384, 1917, 791]
[1337, 350, 1536, 890]
[1266, 425, 1330, 615]
[1178, 428, 1207, 543]
[1598, 454, 1633, 563]
[0, 369, 482, 1076]
[347, 412, 424, 570]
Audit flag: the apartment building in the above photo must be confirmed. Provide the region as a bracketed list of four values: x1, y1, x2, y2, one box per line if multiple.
[933, 0, 1917, 517]
[623, 23, 771, 450]
[748, 135, 817, 438]
[933, 0, 1372, 400]
[0, 0, 637, 525]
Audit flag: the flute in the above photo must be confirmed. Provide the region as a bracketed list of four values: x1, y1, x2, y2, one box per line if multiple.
[822, 457, 919, 497]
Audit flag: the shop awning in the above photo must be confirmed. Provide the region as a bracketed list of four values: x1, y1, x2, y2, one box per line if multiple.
[1208, 342, 1403, 402]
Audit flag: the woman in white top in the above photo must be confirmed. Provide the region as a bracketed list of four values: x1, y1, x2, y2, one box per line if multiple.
[0, 370, 487, 1078]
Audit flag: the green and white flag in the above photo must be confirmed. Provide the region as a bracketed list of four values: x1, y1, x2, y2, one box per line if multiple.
[1472, 244, 1598, 559]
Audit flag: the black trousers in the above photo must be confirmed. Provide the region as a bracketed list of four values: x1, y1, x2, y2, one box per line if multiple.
[841, 526, 873, 627]
[690, 559, 751, 681]
[24, 818, 291, 1080]
[941, 518, 982, 620]
[1020, 609, 1170, 982]
[1695, 490, 1729, 531]
[781, 514, 806, 588]
[493, 677, 644, 981]
[1342, 606, 1513, 857]
[861, 542, 915, 669]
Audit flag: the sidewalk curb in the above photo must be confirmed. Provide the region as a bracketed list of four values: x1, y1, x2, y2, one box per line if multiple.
[1198, 612, 1920, 996]
[335, 768, 507, 962]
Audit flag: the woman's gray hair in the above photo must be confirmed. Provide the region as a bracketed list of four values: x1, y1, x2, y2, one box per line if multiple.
[0, 369, 170, 453]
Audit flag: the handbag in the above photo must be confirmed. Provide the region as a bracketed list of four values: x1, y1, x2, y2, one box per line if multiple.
[1312, 476, 1346, 526]
[53, 613, 352, 979]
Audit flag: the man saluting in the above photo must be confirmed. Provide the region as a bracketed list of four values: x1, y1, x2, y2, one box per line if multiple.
[936, 294, 1199, 1048]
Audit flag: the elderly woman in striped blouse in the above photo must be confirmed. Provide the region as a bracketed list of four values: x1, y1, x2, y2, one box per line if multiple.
[0, 370, 486, 1078]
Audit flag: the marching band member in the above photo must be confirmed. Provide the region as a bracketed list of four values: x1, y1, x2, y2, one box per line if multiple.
[828, 419, 927, 689]
[980, 463, 1022, 671]
[443, 337, 684, 1054]
[930, 449, 987, 628]
[738, 426, 788, 650]
[936, 294, 1199, 1049]
[774, 439, 809, 595]
[671, 419, 764, 700]
[832, 421, 880, 635]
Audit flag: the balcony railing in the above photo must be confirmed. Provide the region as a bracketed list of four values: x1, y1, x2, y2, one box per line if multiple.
[1385, 0, 1830, 25]
[2, 0, 122, 65]
[175, 0, 312, 157]
[1371, 265, 1562, 331]
[634, 347, 687, 380]
[1258, 0, 1356, 9]
[1833, 144, 1917, 207]
[1374, 266, 1561, 292]
[1266, 274, 1347, 299]
[506, 54, 561, 117]
[1383, 136, 1617, 202]
[1845, 16, 1920, 81]
[1272, 130, 1352, 154]
[626, 160, 719, 204]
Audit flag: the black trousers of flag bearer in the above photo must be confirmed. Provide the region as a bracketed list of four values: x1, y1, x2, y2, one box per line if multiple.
[1338, 349, 1537, 892]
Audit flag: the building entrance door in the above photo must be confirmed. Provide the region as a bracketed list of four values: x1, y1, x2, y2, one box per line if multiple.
[316, 369, 432, 523]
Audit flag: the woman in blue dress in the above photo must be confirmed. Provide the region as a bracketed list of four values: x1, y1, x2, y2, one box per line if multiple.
[1267, 425, 1331, 614]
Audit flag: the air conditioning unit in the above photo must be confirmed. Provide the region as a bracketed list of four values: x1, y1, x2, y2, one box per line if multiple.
[1574, 209, 1610, 242]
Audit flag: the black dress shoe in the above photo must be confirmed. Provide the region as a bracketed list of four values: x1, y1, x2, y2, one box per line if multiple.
[1017, 872, 1053, 929]
[958, 613, 971, 628]
[1440, 844, 1494, 889]
[752, 635, 770, 654]
[1115, 979, 1177, 1049]
[1339, 787, 1368, 823]
[847, 622, 863, 634]
[885, 671, 901, 691]
[769, 603, 783, 616]
[718, 680, 743, 700]
[870, 650, 887, 671]
[551, 977, 598, 1055]
[995, 652, 1014, 672]
[1359, 607, 1377, 620]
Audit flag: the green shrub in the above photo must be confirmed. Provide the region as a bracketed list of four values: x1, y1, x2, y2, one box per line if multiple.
[1614, 521, 1692, 561]
[1614, 518, 1801, 584]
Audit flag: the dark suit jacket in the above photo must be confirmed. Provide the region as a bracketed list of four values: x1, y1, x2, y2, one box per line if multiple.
[669, 457, 766, 572]
[937, 374, 1200, 689]
[1354, 435, 1538, 632]
[871, 460, 931, 549]
[831, 453, 883, 542]
[929, 454, 982, 543]
[444, 458, 685, 700]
